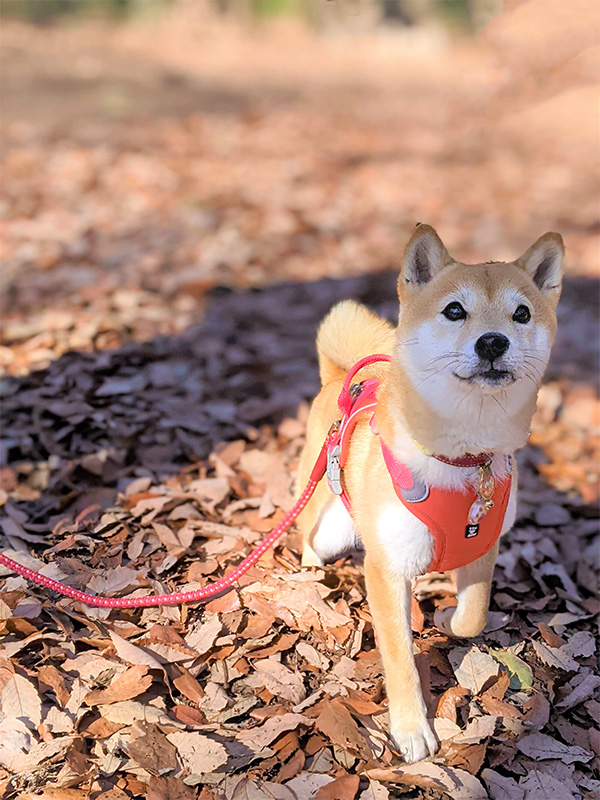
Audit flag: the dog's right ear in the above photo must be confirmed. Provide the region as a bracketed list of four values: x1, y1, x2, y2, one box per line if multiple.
[399, 224, 452, 291]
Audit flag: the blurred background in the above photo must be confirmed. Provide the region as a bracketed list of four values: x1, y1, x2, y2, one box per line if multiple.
[1, 0, 599, 498]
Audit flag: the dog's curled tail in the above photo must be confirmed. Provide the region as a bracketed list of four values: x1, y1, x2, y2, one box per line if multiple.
[316, 300, 395, 386]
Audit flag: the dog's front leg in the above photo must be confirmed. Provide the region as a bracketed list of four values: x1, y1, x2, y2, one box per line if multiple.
[434, 541, 499, 638]
[364, 556, 437, 763]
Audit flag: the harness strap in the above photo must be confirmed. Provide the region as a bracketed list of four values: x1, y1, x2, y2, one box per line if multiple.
[327, 354, 510, 574]
[380, 439, 413, 491]
[325, 354, 392, 513]
[338, 353, 391, 414]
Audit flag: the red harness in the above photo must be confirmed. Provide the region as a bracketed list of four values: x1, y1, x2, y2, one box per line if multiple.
[326, 355, 512, 573]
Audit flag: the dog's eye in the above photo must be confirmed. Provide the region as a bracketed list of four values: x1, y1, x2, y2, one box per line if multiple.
[513, 304, 531, 324]
[442, 302, 467, 321]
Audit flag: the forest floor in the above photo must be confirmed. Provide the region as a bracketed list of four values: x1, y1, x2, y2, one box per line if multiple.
[0, 7, 598, 800]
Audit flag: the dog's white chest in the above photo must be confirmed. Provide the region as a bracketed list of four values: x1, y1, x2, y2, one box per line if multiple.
[376, 504, 434, 578]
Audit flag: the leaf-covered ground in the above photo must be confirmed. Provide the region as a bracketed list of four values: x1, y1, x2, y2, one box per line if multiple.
[0, 5, 598, 800]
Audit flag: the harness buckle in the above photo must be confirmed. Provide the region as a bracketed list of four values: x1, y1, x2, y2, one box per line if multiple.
[326, 444, 343, 495]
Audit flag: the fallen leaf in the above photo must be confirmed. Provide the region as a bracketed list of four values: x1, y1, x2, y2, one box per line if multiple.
[490, 650, 533, 690]
[562, 630, 596, 658]
[449, 646, 499, 694]
[357, 780, 390, 800]
[244, 658, 306, 705]
[85, 665, 152, 705]
[98, 701, 180, 728]
[188, 478, 230, 513]
[313, 773, 359, 800]
[0, 674, 42, 728]
[481, 768, 524, 800]
[147, 775, 196, 800]
[37, 664, 70, 706]
[126, 726, 178, 775]
[228, 777, 297, 800]
[0, 718, 32, 771]
[521, 693, 550, 728]
[184, 614, 224, 656]
[433, 717, 462, 741]
[285, 773, 334, 800]
[519, 769, 577, 800]
[19, 791, 89, 800]
[453, 715, 497, 744]
[410, 596, 424, 633]
[296, 641, 331, 671]
[314, 698, 372, 760]
[435, 686, 469, 723]
[531, 640, 579, 672]
[171, 664, 205, 705]
[109, 630, 164, 671]
[516, 732, 593, 764]
[556, 672, 600, 710]
[365, 763, 489, 800]
[166, 731, 228, 779]
[237, 712, 311, 750]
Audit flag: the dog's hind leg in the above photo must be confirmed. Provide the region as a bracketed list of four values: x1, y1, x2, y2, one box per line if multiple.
[300, 494, 357, 567]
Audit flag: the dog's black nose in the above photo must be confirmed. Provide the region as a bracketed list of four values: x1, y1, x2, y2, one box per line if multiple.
[475, 332, 510, 362]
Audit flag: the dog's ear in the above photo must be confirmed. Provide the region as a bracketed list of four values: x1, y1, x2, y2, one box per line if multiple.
[516, 232, 564, 308]
[400, 224, 452, 291]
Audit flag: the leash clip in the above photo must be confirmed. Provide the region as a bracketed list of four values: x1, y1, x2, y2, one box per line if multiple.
[327, 420, 341, 440]
[326, 443, 343, 495]
[326, 419, 343, 495]
[349, 382, 363, 399]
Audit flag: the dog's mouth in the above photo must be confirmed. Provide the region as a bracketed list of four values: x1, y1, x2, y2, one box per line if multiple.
[453, 368, 516, 386]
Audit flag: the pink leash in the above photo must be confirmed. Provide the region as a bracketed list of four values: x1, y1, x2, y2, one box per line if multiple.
[0, 477, 321, 609]
[0, 436, 330, 608]
[0, 354, 389, 609]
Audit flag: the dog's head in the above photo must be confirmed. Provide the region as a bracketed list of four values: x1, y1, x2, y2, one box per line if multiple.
[396, 224, 564, 418]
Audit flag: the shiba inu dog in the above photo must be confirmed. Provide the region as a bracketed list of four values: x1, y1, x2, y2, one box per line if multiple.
[297, 224, 564, 763]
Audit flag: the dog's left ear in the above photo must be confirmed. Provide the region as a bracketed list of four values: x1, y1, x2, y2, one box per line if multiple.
[400, 224, 452, 291]
[516, 232, 564, 308]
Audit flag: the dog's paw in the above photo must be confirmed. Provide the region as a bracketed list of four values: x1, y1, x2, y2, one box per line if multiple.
[300, 544, 324, 568]
[434, 607, 486, 639]
[433, 606, 456, 636]
[390, 719, 438, 764]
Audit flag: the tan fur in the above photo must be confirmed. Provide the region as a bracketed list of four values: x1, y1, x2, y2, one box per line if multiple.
[297, 224, 563, 763]
[316, 300, 395, 385]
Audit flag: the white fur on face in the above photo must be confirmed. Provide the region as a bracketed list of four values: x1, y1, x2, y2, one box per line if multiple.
[400, 285, 552, 425]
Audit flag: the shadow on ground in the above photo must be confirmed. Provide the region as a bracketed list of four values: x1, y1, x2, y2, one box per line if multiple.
[2, 272, 597, 478]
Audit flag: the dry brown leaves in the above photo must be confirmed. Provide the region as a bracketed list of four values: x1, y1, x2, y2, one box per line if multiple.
[0, 3, 599, 799]
[0, 402, 598, 799]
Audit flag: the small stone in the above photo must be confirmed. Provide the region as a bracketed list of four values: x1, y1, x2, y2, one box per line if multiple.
[535, 503, 572, 527]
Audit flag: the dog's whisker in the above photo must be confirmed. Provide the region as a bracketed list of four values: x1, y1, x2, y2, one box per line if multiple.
[489, 393, 510, 420]
[523, 353, 547, 365]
